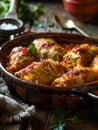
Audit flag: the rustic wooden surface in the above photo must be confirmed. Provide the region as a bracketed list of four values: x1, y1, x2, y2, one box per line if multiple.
[1, 2, 98, 130]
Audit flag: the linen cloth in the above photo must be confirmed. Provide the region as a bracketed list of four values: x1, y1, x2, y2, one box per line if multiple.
[0, 77, 35, 124]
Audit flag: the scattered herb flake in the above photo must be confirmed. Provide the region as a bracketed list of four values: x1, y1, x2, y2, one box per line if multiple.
[47, 21, 54, 27]
[50, 107, 65, 130]
[66, 116, 82, 124]
[23, 57, 28, 62]
[33, 19, 43, 28]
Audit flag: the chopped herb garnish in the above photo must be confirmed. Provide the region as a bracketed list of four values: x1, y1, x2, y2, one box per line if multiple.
[88, 48, 95, 57]
[61, 71, 65, 75]
[66, 116, 82, 124]
[28, 42, 37, 56]
[23, 57, 28, 62]
[33, 19, 43, 28]
[47, 21, 54, 27]
[19, 2, 44, 24]
[50, 107, 65, 130]
[32, 3, 43, 14]
[88, 48, 92, 54]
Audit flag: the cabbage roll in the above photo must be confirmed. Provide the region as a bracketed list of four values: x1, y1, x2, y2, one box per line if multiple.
[6, 46, 35, 73]
[15, 59, 65, 85]
[32, 38, 66, 61]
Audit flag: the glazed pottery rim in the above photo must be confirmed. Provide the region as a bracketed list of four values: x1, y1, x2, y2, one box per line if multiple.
[63, 0, 98, 5]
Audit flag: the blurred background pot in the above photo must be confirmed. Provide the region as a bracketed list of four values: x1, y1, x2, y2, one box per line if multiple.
[62, 0, 98, 21]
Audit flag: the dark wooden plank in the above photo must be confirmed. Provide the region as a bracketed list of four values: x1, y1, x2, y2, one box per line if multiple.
[0, 123, 21, 130]
[1, 2, 98, 130]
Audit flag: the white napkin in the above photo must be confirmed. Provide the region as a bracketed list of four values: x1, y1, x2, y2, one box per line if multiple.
[0, 94, 35, 124]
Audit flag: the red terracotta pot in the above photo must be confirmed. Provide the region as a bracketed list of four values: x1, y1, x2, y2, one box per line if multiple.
[62, 0, 98, 21]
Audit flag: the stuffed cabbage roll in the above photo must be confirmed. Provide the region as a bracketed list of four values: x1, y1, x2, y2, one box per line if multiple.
[15, 59, 65, 85]
[6, 46, 35, 73]
[52, 67, 98, 87]
[61, 43, 98, 71]
[32, 38, 66, 61]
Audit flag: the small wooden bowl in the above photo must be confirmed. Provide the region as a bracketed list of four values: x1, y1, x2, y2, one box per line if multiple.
[1, 32, 98, 108]
[62, 0, 98, 21]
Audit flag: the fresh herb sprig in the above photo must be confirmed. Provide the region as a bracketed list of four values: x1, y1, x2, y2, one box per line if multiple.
[0, 1, 10, 18]
[50, 107, 65, 130]
[66, 116, 82, 124]
[18, 2, 43, 24]
[50, 107, 82, 130]
[0, 0, 44, 26]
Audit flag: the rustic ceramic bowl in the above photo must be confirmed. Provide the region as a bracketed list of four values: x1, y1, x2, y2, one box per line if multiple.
[1, 32, 98, 107]
[62, 0, 98, 21]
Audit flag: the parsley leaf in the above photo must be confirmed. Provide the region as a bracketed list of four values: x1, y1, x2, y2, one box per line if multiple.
[28, 42, 37, 56]
[66, 116, 82, 124]
[0, 0, 43, 25]
[47, 21, 54, 27]
[23, 57, 28, 62]
[50, 107, 65, 130]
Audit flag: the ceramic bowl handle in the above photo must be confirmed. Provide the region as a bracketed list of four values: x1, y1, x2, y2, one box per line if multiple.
[70, 84, 98, 104]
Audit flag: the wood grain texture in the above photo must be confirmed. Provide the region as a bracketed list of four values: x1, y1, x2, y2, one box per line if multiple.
[1, 2, 98, 130]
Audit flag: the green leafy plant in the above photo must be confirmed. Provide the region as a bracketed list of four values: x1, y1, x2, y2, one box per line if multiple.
[50, 107, 65, 130]
[0, 0, 44, 26]
[66, 116, 82, 124]
[50, 107, 82, 130]
[18, 2, 43, 24]
[0, 1, 10, 18]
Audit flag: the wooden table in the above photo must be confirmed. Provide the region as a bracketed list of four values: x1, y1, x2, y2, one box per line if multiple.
[1, 2, 98, 130]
